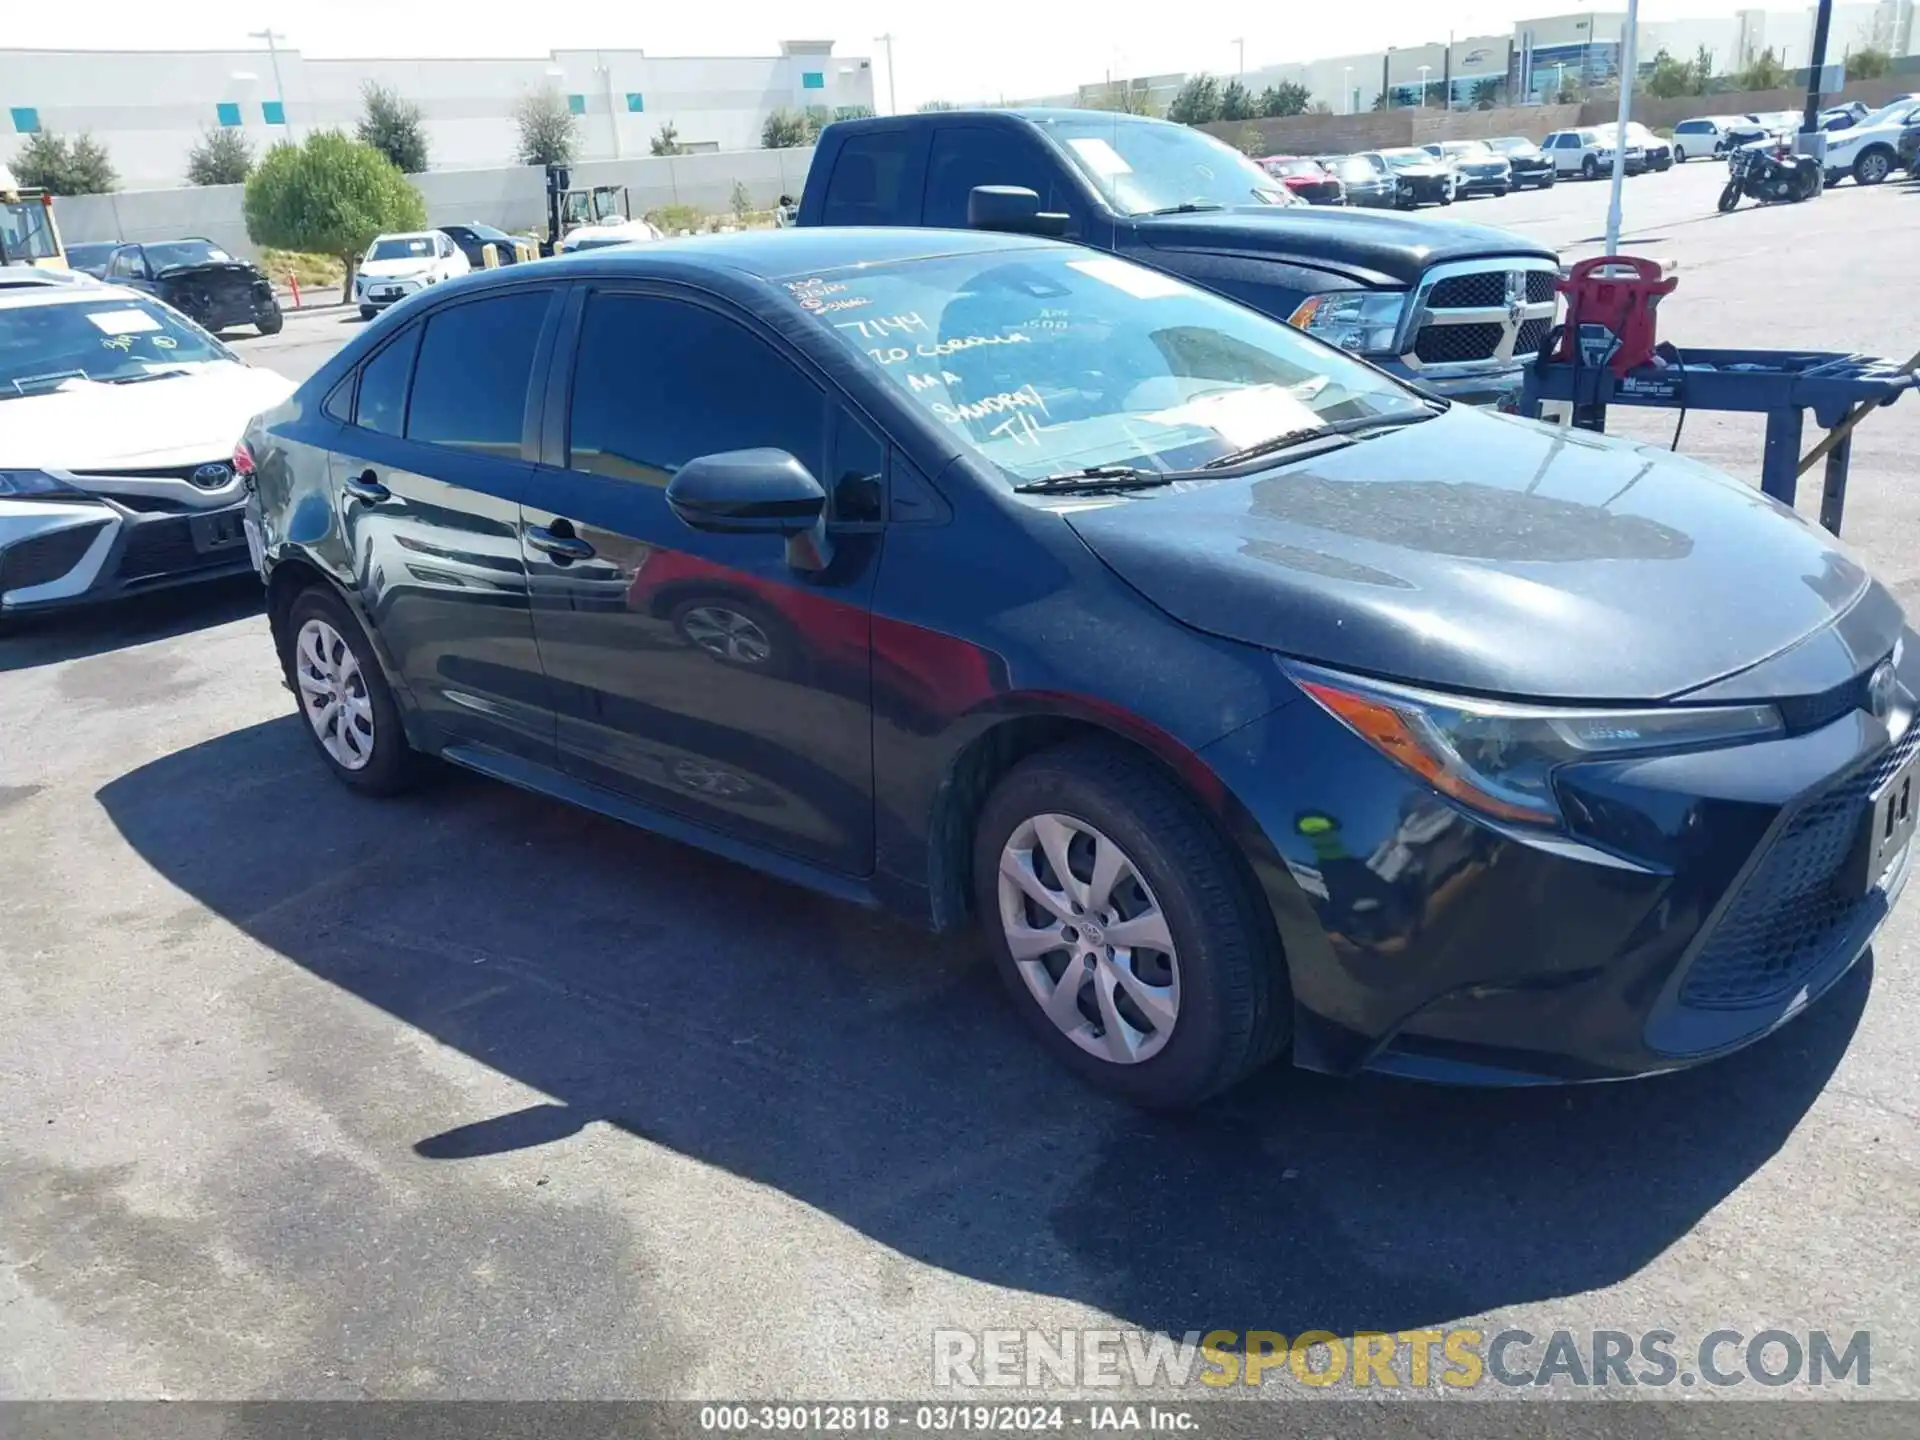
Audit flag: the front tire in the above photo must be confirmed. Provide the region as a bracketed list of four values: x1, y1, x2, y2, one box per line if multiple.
[973, 739, 1289, 1109]
[1674, 144, 1687, 164]
[256, 308, 284, 336]
[358, 305, 378, 321]
[1854, 148, 1893, 185]
[281, 586, 420, 796]
[1582, 155, 1600, 180]
[1718, 180, 1743, 213]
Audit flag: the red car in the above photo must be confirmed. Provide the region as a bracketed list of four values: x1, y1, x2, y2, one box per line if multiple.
[1257, 156, 1346, 205]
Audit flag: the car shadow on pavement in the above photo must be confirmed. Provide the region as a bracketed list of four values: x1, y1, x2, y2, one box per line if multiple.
[98, 716, 1869, 1342]
[0, 577, 262, 674]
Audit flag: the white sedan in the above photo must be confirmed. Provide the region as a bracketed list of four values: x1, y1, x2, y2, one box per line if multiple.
[354, 230, 470, 320]
[0, 283, 293, 619]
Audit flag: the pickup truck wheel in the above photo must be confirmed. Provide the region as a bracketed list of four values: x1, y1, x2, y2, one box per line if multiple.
[256, 309, 284, 337]
[1854, 148, 1893, 185]
[974, 739, 1290, 1110]
[1582, 155, 1600, 180]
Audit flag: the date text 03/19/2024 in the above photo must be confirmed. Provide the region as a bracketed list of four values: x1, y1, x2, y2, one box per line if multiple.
[698, 1405, 1195, 1433]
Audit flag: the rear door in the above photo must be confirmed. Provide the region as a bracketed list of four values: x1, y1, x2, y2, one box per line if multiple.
[325, 284, 564, 764]
[519, 284, 883, 873]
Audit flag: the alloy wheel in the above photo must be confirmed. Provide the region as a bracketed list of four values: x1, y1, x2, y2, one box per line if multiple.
[996, 813, 1180, 1065]
[1858, 151, 1891, 184]
[680, 605, 772, 665]
[294, 618, 375, 771]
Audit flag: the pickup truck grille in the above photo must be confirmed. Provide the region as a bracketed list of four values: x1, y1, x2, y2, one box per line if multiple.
[1402, 260, 1560, 370]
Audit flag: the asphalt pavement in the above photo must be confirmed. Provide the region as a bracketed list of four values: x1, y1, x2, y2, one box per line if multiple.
[3, 161, 1918, 1410]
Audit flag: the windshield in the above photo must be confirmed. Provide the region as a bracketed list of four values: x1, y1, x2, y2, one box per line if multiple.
[1380, 150, 1434, 170]
[1488, 137, 1537, 155]
[143, 239, 237, 272]
[1442, 141, 1492, 158]
[1, 199, 61, 264]
[1039, 116, 1292, 215]
[1264, 158, 1324, 178]
[1337, 157, 1383, 180]
[368, 235, 434, 262]
[787, 250, 1431, 484]
[0, 295, 235, 395]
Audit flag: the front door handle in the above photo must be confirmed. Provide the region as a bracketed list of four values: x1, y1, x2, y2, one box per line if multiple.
[343, 470, 390, 504]
[526, 524, 596, 563]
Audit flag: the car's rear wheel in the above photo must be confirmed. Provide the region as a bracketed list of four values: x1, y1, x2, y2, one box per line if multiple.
[973, 739, 1289, 1109]
[1854, 148, 1893, 185]
[282, 586, 419, 795]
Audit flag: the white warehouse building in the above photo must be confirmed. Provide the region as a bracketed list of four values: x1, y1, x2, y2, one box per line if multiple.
[0, 41, 875, 190]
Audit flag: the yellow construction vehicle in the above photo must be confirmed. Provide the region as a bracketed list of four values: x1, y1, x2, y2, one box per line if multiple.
[0, 162, 69, 270]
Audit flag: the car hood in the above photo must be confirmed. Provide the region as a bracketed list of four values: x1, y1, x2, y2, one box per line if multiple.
[360, 257, 437, 279]
[1129, 206, 1552, 286]
[155, 260, 262, 283]
[1061, 407, 1879, 702]
[2, 362, 295, 471]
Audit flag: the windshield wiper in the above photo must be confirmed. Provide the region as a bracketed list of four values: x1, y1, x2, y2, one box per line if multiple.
[1201, 411, 1436, 470]
[1141, 201, 1227, 216]
[107, 367, 194, 385]
[1013, 466, 1182, 494]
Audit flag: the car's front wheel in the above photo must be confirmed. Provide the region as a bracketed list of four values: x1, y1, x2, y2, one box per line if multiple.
[1582, 155, 1600, 179]
[281, 586, 420, 795]
[359, 305, 378, 321]
[1674, 144, 1687, 163]
[973, 740, 1289, 1109]
[1854, 147, 1893, 185]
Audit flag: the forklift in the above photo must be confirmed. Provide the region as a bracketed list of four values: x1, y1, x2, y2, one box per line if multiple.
[542, 164, 632, 256]
[0, 162, 69, 270]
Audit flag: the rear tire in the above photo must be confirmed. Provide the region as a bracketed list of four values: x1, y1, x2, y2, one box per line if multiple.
[281, 586, 420, 796]
[358, 305, 378, 321]
[1854, 148, 1893, 185]
[972, 739, 1290, 1110]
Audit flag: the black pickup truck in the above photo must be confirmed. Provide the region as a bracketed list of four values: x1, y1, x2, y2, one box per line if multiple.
[797, 109, 1560, 407]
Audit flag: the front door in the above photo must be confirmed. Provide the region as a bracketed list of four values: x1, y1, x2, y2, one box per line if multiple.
[327, 286, 561, 764]
[521, 287, 882, 874]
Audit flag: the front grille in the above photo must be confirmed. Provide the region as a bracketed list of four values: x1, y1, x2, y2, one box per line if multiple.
[1415, 323, 1504, 363]
[1526, 271, 1557, 303]
[1515, 318, 1550, 356]
[100, 492, 191, 515]
[1428, 272, 1506, 309]
[0, 521, 106, 593]
[1680, 724, 1920, 1009]
[117, 517, 223, 582]
[82, 462, 232, 486]
[1776, 666, 1880, 733]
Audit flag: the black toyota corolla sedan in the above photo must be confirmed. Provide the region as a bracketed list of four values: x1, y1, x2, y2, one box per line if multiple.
[242, 228, 1916, 1109]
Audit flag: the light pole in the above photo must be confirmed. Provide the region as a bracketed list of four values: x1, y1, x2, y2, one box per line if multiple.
[1233, 38, 1245, 77]
[249, 28, 294, 139]
[1604, 0, 1640, 257]
[874, 34, 896, 114]
[1343, 65, 1354, 114]
[1418, 64, 1431, 106]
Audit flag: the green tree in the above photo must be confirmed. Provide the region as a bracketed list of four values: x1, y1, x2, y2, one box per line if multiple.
[761, 108, 812, 148]
[1692, 45, 1716, 93]
[730, 179, 753, 220]
[11, 131, 117, 195]
[833, 105, 876, 122]
[1847, 46, 1891, 81]
[1258, 80, 1312, 118]
[1233, 124, 1266, 157]
[649, 121, 688, 157]
[1472, 77, 1504, 109]
[357, 82, 429, 173]
[513, 87, 578, 167]
[1645, 48, 1695, 99]
[1166, 74, 1222, 125]
[185, 126, 254, 186]
[1372, 90, 1392, 111]
[1218, 79, 1256, 122]
[1737, 47, 1788, 92]
[244, 131, 426, 301]
[1555, 77, 1581, 104]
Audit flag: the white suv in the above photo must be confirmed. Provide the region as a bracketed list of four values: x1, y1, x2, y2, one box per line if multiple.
[354, 231, 470, 321]
[1821, 98, 1920, 186]
[1541, 128, 1638, 179]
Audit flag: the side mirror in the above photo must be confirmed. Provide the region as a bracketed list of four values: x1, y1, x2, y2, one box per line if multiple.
[665, 448, 833, 571]
[967, 185, 1070, 238]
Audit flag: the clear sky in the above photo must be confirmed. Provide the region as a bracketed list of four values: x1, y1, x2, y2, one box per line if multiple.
[18, 2, 1766, 112]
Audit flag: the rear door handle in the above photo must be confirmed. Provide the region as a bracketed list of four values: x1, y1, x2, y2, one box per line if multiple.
[343, 470, 390, 504]
[526, 524, 596, 562]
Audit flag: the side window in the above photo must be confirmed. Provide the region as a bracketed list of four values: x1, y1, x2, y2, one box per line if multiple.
[829, 410, 886, 523]
[568, 293, 825, 485]
[354, 325, 420, 438]
[822, 132, 919, 225]
[107, 248, 141, 279]
[924, 127, 1067, 228]
[404, 290, 552, 455]
[322, 373, 355, 424]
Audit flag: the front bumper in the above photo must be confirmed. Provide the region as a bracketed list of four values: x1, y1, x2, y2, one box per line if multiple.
[1376, 356, 1527, 408]
[0, 496, 254, 615]
[357, 275, 433, 309]
[1455, 170, 1511, 194]
[1203, 633, 1918, 1084]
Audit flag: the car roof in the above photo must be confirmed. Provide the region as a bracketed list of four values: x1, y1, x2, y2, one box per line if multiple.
[530, 226, 1064, 284]
[0, 278, 144, 309]
[373, 230, 441, 242]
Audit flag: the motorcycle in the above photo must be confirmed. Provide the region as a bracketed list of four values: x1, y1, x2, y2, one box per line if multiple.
[1718, 142, 1822, 211]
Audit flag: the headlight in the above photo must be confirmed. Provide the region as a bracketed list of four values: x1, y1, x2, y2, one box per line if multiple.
[1287, 291, 1406, 355]
[1289, 662, 1784, 827]
[0, 470, 81, 499]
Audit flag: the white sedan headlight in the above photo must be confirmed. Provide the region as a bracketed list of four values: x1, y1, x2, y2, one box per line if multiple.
[1287, 292, 1406, 356]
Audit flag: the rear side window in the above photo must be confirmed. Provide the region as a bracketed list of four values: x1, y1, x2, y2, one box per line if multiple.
[1676, 120, 1711, 135]
[404, 290, 551, 455]
[822, 132, 921, 225]
[354, 326, 419, 437]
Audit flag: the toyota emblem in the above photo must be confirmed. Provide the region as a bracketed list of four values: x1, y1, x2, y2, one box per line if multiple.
[1867, 660, 1898, 720]
[191, 462, 234, 489]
